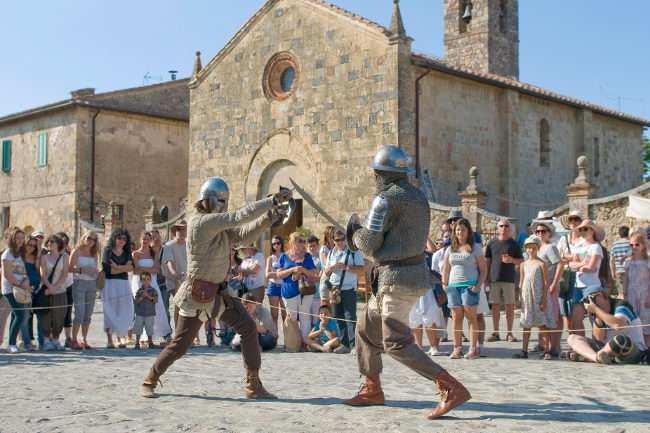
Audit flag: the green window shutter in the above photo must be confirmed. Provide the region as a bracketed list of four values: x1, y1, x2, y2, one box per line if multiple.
[37, 132, 48, 167]
[1, 140, 11, 173]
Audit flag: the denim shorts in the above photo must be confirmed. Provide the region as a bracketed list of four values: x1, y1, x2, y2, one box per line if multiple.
[266, 283, 282, 297]
[447, 285, 480, 308]
[560, 285, 606, 317]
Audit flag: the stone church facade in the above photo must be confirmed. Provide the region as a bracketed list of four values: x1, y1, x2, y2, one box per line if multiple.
[187, 0, 648, 236]
[0, 80, 189, 241]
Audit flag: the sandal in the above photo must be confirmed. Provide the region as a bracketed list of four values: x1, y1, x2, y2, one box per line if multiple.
[542, 352, 553, 360]
[117, 343, 127, 349]
[449, 347, 464, 359]
[506, 334, 519, 342]
[464, 351, 480, 360]
[487, 333, 500, 342]
[512, 350, 528, 359]
[568, 352, 584, 362]
[82, 342, 93, 350]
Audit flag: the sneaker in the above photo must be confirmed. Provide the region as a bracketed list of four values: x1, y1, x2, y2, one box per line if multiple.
[334, 345, 351, 354]
[7, 345, 19, 354]
[427, 347, 448, 357]
[44, 341, 56, 351]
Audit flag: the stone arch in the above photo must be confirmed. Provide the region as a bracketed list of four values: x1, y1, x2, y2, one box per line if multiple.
[244, 129, 318, 202]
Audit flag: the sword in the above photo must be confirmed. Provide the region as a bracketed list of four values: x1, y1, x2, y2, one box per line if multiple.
[289, 178, 344, 231]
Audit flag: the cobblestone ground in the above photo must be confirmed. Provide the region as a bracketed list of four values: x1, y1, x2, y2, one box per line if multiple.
[1, 302, 648, 433]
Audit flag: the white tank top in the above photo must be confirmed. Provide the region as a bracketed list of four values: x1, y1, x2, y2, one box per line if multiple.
[75, 256, 97, 281]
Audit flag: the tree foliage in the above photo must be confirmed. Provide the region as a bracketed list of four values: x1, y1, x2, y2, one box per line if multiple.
[644, 135, 650, 181]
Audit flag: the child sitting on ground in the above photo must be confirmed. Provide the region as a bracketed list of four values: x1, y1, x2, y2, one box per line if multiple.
[514, 236, 553, 359]
[133, 272, 157, 350]
[306, 305, 341, 353]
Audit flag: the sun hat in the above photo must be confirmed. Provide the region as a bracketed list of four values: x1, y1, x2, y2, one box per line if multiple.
[535, 210, 554, 220]
[575, 219, 605, 242]
[523, 235, 542, 248]
[559, 210, 583, 230]
[532, 219, 555, 236]
[446, 209, 463, 223]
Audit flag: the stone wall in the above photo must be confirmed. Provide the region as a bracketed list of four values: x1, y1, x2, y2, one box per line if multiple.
[189, 0, 399, 236]
[0, 110, 79, 238]
[90, 110, 189, 236]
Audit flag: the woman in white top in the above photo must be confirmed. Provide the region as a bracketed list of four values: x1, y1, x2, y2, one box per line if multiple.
[56, 232, 76, 348]
[132, 231, 172, 343]
[1, 227, 32, 353]
[238, 244, 266, 303]
[319, 226, 335, 266]
[39, 234, 69, 351]
[265, 236, 287, 331]
[69, 232, 100, 349]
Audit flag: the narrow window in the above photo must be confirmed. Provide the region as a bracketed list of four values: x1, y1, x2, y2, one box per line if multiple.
[594, 137, 600, 177]
[37, 132, 48, 167]
[0, 207, 9, 232]
[539, 119, 550, 167]
[499, 0, 508, 33]
[1, 140, 11, 173]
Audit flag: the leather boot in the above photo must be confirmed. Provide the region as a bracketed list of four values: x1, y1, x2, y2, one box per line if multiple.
[140, 368, 160, 398]
[244, 369, 277, 399]
[343, 374, 385, 406]
[426, 371, 471, 419]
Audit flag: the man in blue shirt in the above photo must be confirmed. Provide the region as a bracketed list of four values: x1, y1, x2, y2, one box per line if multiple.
[306, 306, 341, 352]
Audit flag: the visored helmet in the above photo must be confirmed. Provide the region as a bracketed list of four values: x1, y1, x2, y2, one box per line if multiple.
[371, 145, 414, 174]
[198, 177, 229, 213]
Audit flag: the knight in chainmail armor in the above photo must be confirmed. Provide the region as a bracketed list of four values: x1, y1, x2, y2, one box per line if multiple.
[344, 145, 471, 419]
[140, 177, 291, 399]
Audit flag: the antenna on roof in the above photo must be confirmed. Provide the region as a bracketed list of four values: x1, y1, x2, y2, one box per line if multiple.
[168, 70, 178, 81]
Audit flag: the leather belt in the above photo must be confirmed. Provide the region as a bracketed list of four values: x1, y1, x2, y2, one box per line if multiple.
[377, 255, 425, 267]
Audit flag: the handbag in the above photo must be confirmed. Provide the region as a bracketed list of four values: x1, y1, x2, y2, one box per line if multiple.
[12, 285, 32, 304]
[282, 315, 302, 353]
[298, 276, 316, 296]
[433, 284, 448, 307]
[34, 254, 63, 313]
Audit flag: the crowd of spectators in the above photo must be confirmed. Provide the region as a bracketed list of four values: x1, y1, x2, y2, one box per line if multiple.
[1, 209, 648, 366]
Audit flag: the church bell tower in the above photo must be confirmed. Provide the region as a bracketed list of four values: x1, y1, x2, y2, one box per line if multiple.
[443, 0, 519, 79]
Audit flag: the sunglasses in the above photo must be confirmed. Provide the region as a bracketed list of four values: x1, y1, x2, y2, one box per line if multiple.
[498, 224, 510, 228]
[631, 243, 642, 247]
[578, 227, 590, 233]
[272, 242, 281, 246]
[535, 229, 548, 234]
[334, 238, 345, 242]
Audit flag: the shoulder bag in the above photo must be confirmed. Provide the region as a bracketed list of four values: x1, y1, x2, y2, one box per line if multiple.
[559, 235, 574, 297]
[33, 254, 63, 313]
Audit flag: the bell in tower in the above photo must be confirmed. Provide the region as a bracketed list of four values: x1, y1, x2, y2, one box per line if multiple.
[443, 0, 520, 79]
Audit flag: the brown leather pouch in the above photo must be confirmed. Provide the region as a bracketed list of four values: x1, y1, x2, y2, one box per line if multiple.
[191, 279, 220, 304]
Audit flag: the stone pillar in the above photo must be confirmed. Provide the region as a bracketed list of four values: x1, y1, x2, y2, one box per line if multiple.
[566, 155, 596, 218]
[103, 201, 123, 241]
[144, 196, 160, 231]
[459, 166, 486, 231]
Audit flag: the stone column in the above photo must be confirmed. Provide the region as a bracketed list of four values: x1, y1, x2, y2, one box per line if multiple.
[144, 196, 159, 231]
[566, 155, 596, 218]
[459, 166, 486, 232]
[103, 201, 123, 241]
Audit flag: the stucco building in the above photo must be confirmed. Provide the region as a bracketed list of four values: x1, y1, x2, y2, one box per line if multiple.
[0, 80, 189, 241]
[187, 0, 648, 237]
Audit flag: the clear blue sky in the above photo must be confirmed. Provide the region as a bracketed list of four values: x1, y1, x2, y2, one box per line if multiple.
[1, 0, 648, 124]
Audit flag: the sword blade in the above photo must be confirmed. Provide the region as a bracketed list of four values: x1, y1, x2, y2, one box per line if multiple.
[289, 178, 344, 231]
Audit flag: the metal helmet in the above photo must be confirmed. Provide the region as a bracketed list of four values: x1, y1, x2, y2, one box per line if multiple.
[371, 145, 414, 174]
[197, 177, 229, 213]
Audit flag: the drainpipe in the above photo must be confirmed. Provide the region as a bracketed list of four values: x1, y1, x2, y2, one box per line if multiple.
[90, 110, 100, 222]
[414, 69, 432, 180]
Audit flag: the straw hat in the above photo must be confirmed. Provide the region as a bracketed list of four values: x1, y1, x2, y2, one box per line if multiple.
[532, 219, 555, 236]
[523, 235, 542, 248]
[575, 219, 605, 242]
[559, 210, 583, 230]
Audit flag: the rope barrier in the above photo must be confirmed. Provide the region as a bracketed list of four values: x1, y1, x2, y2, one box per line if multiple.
[4, 286, 650, 335]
